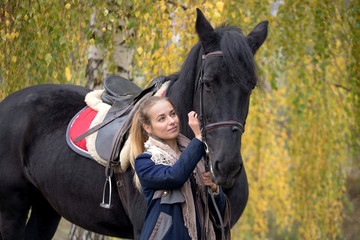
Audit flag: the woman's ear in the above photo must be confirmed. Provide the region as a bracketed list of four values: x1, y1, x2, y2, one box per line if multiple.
[143, 123, 152, 134]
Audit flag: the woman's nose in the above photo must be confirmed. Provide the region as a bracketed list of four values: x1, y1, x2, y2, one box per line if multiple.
[168, 116, 175, 123]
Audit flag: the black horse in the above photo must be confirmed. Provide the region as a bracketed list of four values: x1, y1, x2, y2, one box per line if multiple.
[0, 9, 267, 240]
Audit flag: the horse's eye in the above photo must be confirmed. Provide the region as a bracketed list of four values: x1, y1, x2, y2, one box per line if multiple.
[203, 78, 212, 90]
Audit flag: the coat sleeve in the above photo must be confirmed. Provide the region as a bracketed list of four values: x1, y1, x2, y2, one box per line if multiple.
[135, 138, 205, 190]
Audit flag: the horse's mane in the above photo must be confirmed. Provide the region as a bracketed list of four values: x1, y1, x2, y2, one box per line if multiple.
[168, 25, 257, 94]
[217, 25, 257, 92]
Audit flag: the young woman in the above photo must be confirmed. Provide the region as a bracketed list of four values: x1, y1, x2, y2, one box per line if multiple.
[130, 96, 230, 240]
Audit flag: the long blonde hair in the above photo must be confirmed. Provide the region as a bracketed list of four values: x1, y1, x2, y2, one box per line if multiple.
[129, 96, 174, 188]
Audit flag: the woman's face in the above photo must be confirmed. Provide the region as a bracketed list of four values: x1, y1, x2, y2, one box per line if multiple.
[143, 100, 180, 143]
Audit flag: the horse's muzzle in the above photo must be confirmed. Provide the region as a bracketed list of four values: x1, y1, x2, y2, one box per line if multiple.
[212, 153, 243, 187]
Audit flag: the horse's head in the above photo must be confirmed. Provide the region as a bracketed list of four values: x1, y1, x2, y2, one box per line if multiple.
[194, 9, 268, 187]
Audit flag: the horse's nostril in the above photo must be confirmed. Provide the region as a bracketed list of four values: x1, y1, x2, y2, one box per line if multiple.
[214, 161, 222, 174]
[214, 161, 220, 172]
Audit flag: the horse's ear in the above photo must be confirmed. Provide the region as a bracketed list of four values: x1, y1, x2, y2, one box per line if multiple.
[246, 21, 269, 55]
[195, 8, 218, 53]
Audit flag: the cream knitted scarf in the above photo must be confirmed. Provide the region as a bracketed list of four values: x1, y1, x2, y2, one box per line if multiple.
[144, 134, 215, 240]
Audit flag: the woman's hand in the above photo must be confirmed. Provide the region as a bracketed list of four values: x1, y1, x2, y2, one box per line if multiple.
[202, 172, 219, 194]
[188, 111, 202, 140]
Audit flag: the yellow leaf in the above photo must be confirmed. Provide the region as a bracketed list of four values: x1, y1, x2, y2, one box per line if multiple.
[205, 2, 213, 8]
[216, 2, 224, 12]
[11, 56, 16, 63]
[149, 39, 154, 48]
[137, 47, 143, 55]
[144, 13, 149, 21]
[65, 3, 71, 9]
[336, 40, 341, 49]
[53, 71, 58, 79]
[65, 67, 72, 81]
[167, 31, 173, 39]
[168, 45, 175, 54]
[153, 51, 160, 59]
[11, 32, 17, 40]
[163, 29, 167, 38]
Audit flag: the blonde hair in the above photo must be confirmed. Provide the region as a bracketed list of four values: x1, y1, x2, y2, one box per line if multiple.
[129, 96, 174, 189]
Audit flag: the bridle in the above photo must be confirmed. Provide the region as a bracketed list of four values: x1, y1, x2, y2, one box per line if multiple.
[196, 50, 246, 240]
[197, 50, 245, 156]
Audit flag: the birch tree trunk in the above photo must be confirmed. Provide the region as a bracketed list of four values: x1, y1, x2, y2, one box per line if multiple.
[68, 12, 134, 240]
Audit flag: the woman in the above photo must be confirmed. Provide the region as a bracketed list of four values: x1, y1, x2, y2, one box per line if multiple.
[130, 96, 230, 240]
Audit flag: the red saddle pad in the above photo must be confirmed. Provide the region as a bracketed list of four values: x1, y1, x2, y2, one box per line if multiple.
[68, 107, 98, 151]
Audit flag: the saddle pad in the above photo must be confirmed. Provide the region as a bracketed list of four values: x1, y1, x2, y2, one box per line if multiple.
[66, 106, 98, 159]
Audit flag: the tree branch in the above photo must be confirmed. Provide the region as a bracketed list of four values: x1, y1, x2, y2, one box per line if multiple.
[167, 0, 188, 11]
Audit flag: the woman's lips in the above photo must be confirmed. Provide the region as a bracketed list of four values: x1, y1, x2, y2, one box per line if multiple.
[168, 126, 177, 132]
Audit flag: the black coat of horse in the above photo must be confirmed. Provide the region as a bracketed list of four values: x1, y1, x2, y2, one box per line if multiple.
[0, 9, 267, 240]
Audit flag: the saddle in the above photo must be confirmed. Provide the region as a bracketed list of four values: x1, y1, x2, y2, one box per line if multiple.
[70, 75, 168, 163]
[101, 75, 142, 105]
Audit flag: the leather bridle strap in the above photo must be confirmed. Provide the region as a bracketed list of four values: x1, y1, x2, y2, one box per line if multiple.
[202, 50, 223, 59]
[197, 51, 223, 128]
[204, 120, 244, 134]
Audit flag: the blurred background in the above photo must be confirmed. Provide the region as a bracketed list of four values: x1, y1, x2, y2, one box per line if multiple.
[1, 0, 359, 239]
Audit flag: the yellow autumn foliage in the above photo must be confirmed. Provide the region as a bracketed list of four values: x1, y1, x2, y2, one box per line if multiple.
[1, 1, 358, 240]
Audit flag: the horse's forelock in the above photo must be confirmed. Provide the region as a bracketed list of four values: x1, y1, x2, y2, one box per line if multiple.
[217, 26, 257, 92]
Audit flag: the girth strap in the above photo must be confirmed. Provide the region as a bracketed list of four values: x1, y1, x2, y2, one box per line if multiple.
[113, 165, 129, 217]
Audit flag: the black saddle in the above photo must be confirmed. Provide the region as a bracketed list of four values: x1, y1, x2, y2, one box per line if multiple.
[101, 75, 142, 106]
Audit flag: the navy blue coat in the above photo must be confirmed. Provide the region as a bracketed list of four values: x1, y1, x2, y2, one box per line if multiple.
[135, 138, 227, 240]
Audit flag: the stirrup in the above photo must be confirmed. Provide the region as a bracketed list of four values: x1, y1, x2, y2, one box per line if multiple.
[100, 176, 112, 209]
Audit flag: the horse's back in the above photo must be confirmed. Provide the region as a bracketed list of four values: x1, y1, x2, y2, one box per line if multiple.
[0, 84, 89, 121]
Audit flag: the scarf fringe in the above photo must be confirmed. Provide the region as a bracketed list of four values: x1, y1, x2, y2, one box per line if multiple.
[145, 135, 215, 240]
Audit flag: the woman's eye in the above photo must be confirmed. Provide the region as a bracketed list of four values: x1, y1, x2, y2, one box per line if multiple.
[170, 112, 176, 117]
